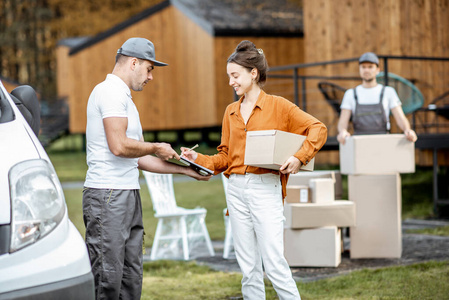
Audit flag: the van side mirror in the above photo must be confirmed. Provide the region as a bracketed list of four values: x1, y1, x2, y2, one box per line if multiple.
[10, 85, 40, 136]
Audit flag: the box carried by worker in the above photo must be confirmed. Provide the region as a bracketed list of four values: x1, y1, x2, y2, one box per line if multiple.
[340, 134, 415, 175]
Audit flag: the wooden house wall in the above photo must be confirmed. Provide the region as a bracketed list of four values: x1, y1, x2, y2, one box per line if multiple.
[303, 0, 449, 166]
[68, 5, 217, 133]
[56, 45, 71, 100]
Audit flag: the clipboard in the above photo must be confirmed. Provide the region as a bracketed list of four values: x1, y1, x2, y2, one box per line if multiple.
[168, 156, 214, 176]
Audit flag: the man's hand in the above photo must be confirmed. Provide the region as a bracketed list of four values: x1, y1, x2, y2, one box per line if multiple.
[337, 130, 351, 144]
[404, 129, 418, 142]
[154, 143, 180, 161]
[180, 147, 198, 161]
[280, 156, 302, 175]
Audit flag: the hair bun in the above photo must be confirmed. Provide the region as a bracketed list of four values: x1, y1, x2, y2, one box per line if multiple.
[235, 40, 257, 53]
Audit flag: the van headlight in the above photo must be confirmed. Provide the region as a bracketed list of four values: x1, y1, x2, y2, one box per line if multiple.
[9, 159, 66, 252]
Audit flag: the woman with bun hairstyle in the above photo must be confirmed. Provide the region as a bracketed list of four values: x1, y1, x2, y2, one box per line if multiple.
[182, 40, 327, 299]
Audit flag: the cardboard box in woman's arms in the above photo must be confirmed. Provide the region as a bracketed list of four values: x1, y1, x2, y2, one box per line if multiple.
[244, 130, 314, 171]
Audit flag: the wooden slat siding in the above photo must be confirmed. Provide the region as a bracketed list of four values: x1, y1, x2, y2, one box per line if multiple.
[56, 45, 70, 98]
[170, 6, 216, 129]
[304, 0, 343, 165]
[161, 6, 178, 130]
[303, 0, 449, 166]
[213, 37, 305, 124]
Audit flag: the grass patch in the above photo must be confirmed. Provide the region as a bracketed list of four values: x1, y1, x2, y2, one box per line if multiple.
[406, 225, 449, 236]
[139, 260, 449, 299]
[401, 167, 435, 219]
[300, 260, 449, 299]
[65, 178, 227, 247]
[49, 151, 88, 182]
[141, 260, 246, 299]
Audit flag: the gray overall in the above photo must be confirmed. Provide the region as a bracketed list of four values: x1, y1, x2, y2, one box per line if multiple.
[353, 85, 388, 135]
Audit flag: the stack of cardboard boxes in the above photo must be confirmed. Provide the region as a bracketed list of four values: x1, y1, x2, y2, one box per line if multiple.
[244, 130, 357, 267]
[244, 131, 415, 265]
[340, 134, 415, 258]
[283, 171, 355, 267]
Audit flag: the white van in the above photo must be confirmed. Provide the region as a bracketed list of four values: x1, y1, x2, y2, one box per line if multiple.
[0, 81, 94, 299]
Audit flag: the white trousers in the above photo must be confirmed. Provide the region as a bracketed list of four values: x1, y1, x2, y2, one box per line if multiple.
[226, 173, 301, 300]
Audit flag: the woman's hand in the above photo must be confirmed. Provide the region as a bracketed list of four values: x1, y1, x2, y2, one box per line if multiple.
[280, 156, 302, 175]
[180, 147, 198, 161]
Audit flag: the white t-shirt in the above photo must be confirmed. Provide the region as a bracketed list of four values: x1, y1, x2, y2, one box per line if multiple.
[340, 84, 402, 130]
[84, 74, 142, 189]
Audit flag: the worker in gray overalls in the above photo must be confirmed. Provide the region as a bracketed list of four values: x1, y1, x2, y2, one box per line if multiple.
[337, 52, 417, 144]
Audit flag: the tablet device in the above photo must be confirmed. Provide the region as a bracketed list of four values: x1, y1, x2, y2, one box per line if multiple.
[168, 156, 214, 176]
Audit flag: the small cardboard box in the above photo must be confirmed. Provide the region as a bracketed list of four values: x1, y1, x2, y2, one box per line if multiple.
[349, 174, 402, 258]
[284, 226, 341, 267]
[284, 200, 355, 229]
[309, 178, 335, 203]
[340, 134, 415, 175]
[244, 130, 314, 171]
[287, 170, 343, 200]
[285, 185, 310, 203]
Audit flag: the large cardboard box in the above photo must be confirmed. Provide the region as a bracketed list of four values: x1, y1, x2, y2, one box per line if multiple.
[349, 174, 402, 258]
[284, 201, 356, 229]
[309, 178, 334, 203]
[285, 185, 310, 203]
[244, 130, 314, 171]
[287, 170, 343, 199]
[284, 226, 341, 267]
[340, 134, 415, 175]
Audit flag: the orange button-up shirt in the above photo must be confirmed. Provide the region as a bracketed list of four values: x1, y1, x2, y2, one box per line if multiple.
[195, 90, 328, 199]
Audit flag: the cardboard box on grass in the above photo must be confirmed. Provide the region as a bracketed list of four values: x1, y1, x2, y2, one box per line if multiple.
[285, 185, 309, 203]
[287, 170, 343, 199]
[284, 226, 341, 267]
[349, 174, 402, 258]
[284, 201, 355, 229]
[340, 134, 415, 175]
[244, 130, 314, 171]
[309, 178, 334, 203]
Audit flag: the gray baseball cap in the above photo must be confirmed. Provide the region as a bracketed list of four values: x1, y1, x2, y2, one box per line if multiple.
[117, 37, 168, 66]
[359, 52, 379, 65]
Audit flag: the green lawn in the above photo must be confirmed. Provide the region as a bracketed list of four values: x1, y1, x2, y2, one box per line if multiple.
[406, 225, 449, 236]
[140, 260, 449, 299]
[64, 179, 227, 247]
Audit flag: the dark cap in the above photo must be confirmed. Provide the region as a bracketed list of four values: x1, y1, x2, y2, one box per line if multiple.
[117, 37, 168, 66]
[359, 52, 379, 65]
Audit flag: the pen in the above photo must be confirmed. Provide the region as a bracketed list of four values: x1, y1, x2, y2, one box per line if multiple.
[185, 144, 199, 152]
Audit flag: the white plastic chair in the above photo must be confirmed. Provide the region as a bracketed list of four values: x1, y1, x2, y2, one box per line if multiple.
[142, 171, 215, 260]
[221, 173, 234, 259]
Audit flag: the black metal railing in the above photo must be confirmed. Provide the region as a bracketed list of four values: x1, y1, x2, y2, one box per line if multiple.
[268, 55, 449, 112]
[39, 97, 70, 147]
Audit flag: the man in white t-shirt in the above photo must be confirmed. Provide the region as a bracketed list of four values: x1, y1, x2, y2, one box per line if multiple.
[83, 37, 211, 300]
[337, 52, 417, 144]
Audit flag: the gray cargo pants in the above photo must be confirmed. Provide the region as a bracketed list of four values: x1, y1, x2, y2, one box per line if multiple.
[83, 188, 144, 300]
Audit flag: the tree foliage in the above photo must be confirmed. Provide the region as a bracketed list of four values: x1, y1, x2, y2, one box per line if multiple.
[0, 0, 163, 98]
